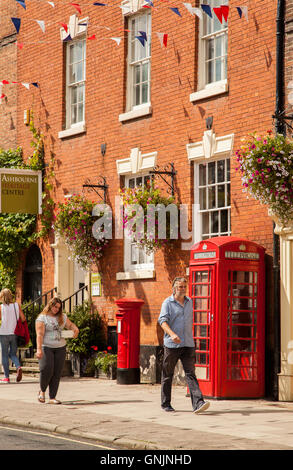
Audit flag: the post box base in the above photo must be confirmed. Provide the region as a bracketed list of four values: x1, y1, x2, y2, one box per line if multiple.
[117, 368, 140, 384]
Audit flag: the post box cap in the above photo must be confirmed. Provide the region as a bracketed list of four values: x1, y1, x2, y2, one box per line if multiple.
[115, 298, 144, 306]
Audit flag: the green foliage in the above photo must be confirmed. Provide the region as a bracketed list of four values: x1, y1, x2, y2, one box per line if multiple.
[0, 148, 38, 292]
[119, 182, 178, 254]
[94, 351, 117, 374]
[236, 131, 293, 224]
[54, 194, 109, 269]
[65, 301, 106, 356]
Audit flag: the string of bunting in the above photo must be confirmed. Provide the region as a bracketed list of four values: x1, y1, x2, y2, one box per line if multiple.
[1, 2, 249, 97]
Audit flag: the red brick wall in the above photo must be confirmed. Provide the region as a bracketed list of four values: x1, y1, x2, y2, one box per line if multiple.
[0, 0, 17, 149]
[15, 0, 277, 345]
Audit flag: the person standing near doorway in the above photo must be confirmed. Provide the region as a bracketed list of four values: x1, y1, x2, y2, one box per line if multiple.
[158, 277, 210, 413]
[35, 297, 79, 404]
[0, 288, 25, 383]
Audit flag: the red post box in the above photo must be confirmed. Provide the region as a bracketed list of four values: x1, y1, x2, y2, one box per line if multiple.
[115, 298, 144, 384]
[189, 236, 265, 398]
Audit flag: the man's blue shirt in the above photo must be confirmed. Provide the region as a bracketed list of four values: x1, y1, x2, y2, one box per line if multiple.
[158, 294, 195, 348]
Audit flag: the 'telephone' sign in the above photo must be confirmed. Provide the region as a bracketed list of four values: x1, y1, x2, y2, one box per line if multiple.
[0, 169, 42, 214]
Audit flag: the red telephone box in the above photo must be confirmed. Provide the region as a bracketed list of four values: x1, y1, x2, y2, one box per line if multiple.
[189, 237, 265, 398]
[115, 298, 144, 384]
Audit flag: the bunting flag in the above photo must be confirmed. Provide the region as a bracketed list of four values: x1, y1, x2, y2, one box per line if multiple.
[110, 37, 121, 45]
[144, 0, 154, 6]
[11, 17, 21, 34]
[237, 6, 248, 21]
[70, 3, 81, 14]
[47, 2, 55, 6]
[0, 94, 5, 100]
[60, 22, 68, 32]
[93, 2, 107, 5]
[221, 5, 229, 22]
[183, 3, 203, 19]
[17, 42, 24, 49]
[170, 7, 181, 17]
[1, 80, 10, 85]
[156, 32, 168, 48]
[31, 82, 39, 88]
[35, 20, 45, 33]
[213, 7, 223, 23]
[21, 83, 30, 89]
[15, 0, 26, 10]
[135, 35, 146, 47]
[201, 4, 212, 18]
[138, 31, 147, 41]
[63, 34, 72, 42]
[88, 34, 96, 39]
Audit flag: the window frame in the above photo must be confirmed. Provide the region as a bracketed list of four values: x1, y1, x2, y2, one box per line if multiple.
[65, 37, 86, 130]
[126, 11, 152, 113]
[197, 0, 228, 92]
[194, 157, 231, 241]
[123, 173, 154, 272]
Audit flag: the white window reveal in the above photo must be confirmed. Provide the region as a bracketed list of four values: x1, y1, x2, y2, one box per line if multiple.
[59, 15, 87, 139]
[119, 11, 152, 122]
[190, 0, 228, 102]
[196, 159, 231, 239]
[186, 130, 234, 243]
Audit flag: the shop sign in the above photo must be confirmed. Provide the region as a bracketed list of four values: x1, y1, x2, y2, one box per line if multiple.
[0, 168, 42, 214]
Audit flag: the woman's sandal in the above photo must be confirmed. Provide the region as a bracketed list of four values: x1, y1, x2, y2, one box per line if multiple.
[48, 399, 61, 405]
[38, 391, 45, 403]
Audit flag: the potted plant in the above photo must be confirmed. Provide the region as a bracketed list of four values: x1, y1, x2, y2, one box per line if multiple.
[235, 131, 293, 225]
[119, 182, 178, 254]
[65, 301, 107, 377]
[94, 347, 117, 380]
[54, 194, 109, 269]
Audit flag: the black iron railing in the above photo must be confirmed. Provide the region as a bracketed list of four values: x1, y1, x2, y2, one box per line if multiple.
[62, 285, 88, 313]
[22, 287, 58, 355]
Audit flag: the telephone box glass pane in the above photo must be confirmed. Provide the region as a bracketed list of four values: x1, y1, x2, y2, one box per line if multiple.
[227, 270, 258, 381]
[191, 269, 212, 381]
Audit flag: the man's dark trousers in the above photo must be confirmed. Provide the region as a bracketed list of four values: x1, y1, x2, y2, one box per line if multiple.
[161, 346, 204, 410]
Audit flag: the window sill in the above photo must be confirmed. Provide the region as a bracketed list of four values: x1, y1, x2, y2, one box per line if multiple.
[58, 122, 86, 139]
[189, 80, 228, 103]
[116, 269, 155, 280]
[119, 104, 152, 123]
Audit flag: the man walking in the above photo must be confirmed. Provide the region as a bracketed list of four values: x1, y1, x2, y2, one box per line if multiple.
[158, 276, 210, 413]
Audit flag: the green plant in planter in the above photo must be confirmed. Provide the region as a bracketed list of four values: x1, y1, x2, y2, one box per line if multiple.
[54, 194, 109, 269]
[119, 182, 178, 254]
[95, 349, 117, 374]
[65, 301, 106, 356]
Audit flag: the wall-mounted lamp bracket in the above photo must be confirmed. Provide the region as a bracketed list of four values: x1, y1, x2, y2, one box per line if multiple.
[272, 111, 293, 132]
[83, 176, 108, 203]
[150, 163, 177, 196]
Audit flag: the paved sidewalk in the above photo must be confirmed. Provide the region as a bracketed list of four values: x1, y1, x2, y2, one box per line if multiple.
[1, 374, 293, 450]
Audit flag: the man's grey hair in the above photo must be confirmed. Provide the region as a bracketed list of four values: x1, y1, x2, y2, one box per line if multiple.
[172, 277, 187, 293]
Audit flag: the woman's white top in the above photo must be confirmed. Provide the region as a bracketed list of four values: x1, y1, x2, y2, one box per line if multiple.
[0, 302, 19, 335]
[36, 313, 67, 348]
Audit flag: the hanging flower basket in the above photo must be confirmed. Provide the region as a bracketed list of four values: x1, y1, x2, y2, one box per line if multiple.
[54, 195, 109, 269]
[119, 183, 179, 254]
[235, 131, 293, 224]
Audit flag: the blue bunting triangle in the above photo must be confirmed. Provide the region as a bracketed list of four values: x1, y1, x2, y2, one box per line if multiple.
[170, 7, 182, 17]
[201, 4, 213, 18]
[135, 35, 146, 46]
[15, 0, 26, 9]
[236, 7, 242, 18]
[138, 31, 147, 41]
[63, 34, 72, 42]
[11, 17, 21, 33]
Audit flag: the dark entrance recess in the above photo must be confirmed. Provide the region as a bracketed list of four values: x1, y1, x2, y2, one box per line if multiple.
[23, 245, 42, 302]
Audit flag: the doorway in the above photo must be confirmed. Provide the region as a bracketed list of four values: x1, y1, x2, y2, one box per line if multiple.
[23, 245, 42, 302]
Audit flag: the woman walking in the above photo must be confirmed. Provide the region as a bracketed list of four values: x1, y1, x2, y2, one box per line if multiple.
[0, 288, 25, 383]
[35, 297, 79, 404]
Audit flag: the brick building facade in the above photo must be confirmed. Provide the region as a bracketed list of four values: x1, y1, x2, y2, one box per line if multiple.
[0, 0, 18, 149]
[8, 0, 279, 389]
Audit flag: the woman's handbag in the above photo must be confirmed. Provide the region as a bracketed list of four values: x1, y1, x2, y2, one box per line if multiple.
[14, 304, 30, 347]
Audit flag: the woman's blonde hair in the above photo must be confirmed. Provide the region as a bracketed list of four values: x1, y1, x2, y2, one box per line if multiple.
[0, 288, 14, 305]
[41, 297, 64, 325]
